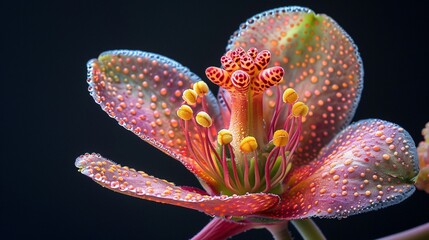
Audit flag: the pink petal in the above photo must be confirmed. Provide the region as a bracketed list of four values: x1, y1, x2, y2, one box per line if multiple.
[75, 153, 280, 217]
[416, 122, 429, 193]
[260, 119, 418, 219]
[227, 7, 363, 166]
[87, 50, 222, 183]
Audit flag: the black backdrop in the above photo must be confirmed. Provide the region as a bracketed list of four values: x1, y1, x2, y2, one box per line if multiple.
[4, 0, 429, 239]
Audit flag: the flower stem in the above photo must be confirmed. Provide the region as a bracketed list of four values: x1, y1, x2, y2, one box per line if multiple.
[266, 221, 292, 240]
[191, 218, 253, 240]
[291, 219, 326, 240]
[377, 222, 429, 240]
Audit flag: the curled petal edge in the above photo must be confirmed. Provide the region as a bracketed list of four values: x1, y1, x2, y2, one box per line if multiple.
[75, 153, 280, 217]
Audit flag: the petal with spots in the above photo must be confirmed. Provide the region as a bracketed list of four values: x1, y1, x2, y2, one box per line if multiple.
[227, 7, 363, 166]
[87, 50, 222, 184]
[260, 119, 418, 219]
[75, 153, 280, 217]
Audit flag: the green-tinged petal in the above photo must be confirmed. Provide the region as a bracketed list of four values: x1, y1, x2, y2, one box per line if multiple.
[75, 153, 280, 217]
[227, 7, 363, 166]
[87, 50, 222, 184]
[260, 119, 418, 219]
[416, 122, 429, 193]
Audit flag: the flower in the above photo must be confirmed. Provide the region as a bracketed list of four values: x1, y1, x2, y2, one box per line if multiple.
[416, 122, 429, 193]
[76, 6, 419, 239]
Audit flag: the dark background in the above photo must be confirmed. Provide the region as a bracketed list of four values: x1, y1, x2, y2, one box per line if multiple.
[3, 0, 429, 239]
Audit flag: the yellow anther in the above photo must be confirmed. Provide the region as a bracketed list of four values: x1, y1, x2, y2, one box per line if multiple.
[182, 89, 198, 105]
[282, 88, 298, 104]
[292, 101, 309, 117]
[217, 129, 233, 145]
[195, 111, 212, 128]
[240, 136, 258, 153]
[177, 105, 193, 121]
[193, 81, 209, 96]
[273, 130, 289, 147]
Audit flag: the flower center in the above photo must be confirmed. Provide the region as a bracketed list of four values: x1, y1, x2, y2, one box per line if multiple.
[177, 48, 308, 195]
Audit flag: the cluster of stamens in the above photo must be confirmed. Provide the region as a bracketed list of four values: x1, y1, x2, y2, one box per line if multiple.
[177, 48, 309, 195]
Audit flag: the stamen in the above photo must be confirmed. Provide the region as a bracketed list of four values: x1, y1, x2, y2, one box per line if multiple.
[195, 111, 213, 128]
[217, 129, 233, 145]
[182, 89, 198, 105]
[216, 129, 236, 191]
[292, 101, 309, 117]
[264, 87, 306, 192]
[264, 147, 280, 192]
[193, 81, 209, 96]
[272, 130, 289, 147]
[176, 105, 193, 121]
[268, 86, 283, 139]
[269, 149, 289, 188]
[228, 144, 243, 191]
[220, 144, 234, 192]
[180, 119, 218, 183]
[177, 101, 223, 185]
[251, 150, 260, 192]
[282, 88, 298, 104]
[194, 113, 220, 177]
[244, 153, 250, 189]
[239, 136, 258, 153]
[190, 115, 222, 182]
